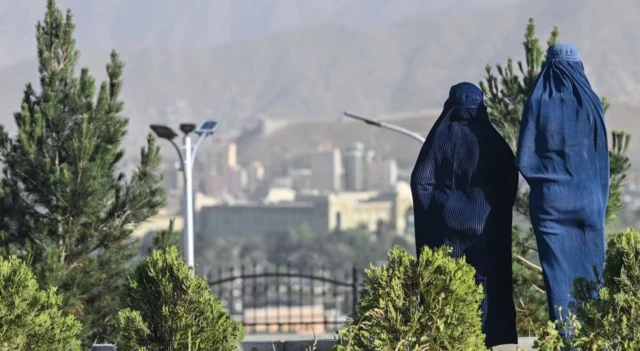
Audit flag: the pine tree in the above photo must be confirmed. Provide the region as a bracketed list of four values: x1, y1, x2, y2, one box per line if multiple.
[335, 246, 487, 351]
[113, 246, 244, 351]
[0, 255, 83, 351]
[480, 18, 632, 334]
[0, 0, 165, 345]
[149, 218, 181, 254]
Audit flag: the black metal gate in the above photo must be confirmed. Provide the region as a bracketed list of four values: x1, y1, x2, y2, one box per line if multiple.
[209, 263, 359, 334]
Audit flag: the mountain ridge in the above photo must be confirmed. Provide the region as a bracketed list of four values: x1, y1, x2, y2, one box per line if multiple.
[0, 0, 637, 166]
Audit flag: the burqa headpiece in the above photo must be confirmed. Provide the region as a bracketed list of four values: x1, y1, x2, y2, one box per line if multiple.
[411, 82, 518, 347]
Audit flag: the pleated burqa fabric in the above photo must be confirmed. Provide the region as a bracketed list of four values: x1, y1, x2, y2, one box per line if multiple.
[411, 82, 518, 347]
[516, 43, 610, 326]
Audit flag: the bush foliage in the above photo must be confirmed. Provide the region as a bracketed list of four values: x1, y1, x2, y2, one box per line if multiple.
[333, 245, 487, 351]
[534, 228, 640, 350]
[0, 255, 82, 351]
[112, 246, 244, 351]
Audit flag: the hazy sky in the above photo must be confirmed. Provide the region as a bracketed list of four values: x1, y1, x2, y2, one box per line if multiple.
[0, 0, 522, 65]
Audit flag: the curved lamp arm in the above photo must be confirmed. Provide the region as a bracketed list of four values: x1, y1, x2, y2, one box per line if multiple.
[191, 134, 207, 164]
[343, 111, 426, 143]
[167, 139, 187, 185]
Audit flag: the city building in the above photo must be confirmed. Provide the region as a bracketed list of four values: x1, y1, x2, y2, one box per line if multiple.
[289, 168, 312, 191]
[198, 182, 414, 237]
[132, 192, 218, 239]
[343, 142, 365, 191]
[223, 165, 243, 196]
[310, 146, 342, 191]
[362, 149, 375, 191]
[368, 158, 399, 191]
[271, 176, 293, 188]
[202, 140, 240, 198]
[200, 201, 325, 237]
[242, 305, 327, 333]
[245, 161, 266, 193]
[263, 187, 297, 203]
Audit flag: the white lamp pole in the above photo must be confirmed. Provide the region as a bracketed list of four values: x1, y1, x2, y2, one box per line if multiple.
[150, 120, 219, 268]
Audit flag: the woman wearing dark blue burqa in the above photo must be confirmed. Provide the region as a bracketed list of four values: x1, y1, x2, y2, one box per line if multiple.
[516, 43, 609, 327]
[411, 82, 518, 347]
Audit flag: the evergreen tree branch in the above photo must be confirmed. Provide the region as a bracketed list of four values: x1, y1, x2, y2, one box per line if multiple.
[0, 1, 165, 345]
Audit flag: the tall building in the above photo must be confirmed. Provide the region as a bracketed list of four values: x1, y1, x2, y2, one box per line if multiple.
[227, 142, 238, 168]
[223, 166, 243, 196]
[310, 146, 342, 192]
[209, 141, 237, 173]
[368, 158, 399, 191]
[363, 149, 376, 191]
[203, 140, 239, 197]
[245, 161, 265, 193]
[343, 142, 365, 191]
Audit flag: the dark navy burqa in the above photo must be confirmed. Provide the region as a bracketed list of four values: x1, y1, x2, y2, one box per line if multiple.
[516, 43, 609, 325]
[411, 82, 518, 347]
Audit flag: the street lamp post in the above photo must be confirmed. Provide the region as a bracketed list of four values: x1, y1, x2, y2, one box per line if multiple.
[150, 120, 219, 268]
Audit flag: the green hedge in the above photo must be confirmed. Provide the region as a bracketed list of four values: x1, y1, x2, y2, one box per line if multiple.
[334, 245, 487, 351]
[111, 246, 244, 351]
[0, 255, 82, 351]
[534, 228, 640, 350]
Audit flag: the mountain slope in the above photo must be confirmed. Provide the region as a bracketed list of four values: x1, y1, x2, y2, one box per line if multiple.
[0, 0, 637, 160]
[0, 0, 523, 65]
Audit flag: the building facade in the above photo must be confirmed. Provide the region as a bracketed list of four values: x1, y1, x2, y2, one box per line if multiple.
[198, 183, 413, 237]
[343, 142, 365, 191]
[368, 158, 398, 191]
[310, 147, 342, 191]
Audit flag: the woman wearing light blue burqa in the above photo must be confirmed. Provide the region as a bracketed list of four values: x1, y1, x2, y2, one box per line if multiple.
[516, 43, 609, 326]
[412, 82, 518, 347]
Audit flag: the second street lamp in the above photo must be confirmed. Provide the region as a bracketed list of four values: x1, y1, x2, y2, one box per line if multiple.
[150, 120, 219, 268]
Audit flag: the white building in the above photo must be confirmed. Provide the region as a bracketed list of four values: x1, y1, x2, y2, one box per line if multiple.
[368, 158, 399, 191]
[343, 142, 365, 191]
[310, 147, 342, 191]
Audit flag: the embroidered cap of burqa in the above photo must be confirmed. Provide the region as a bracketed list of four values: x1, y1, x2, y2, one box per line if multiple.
[516, 43, 609, 326]
[411, 82, 518, 347]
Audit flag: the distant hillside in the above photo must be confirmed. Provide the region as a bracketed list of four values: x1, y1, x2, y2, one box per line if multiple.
[238, 101, 640, 171]
[0, 0, 637, 167]
[0, 0, 523, 65]
[237, 114, 435, 170]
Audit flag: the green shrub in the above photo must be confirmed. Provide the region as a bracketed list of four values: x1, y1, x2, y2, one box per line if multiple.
[533, 228, 640, 350]
[333, 245, 487, 351]
[0, 255, 82, 351]
[111, 246, 244, 351]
